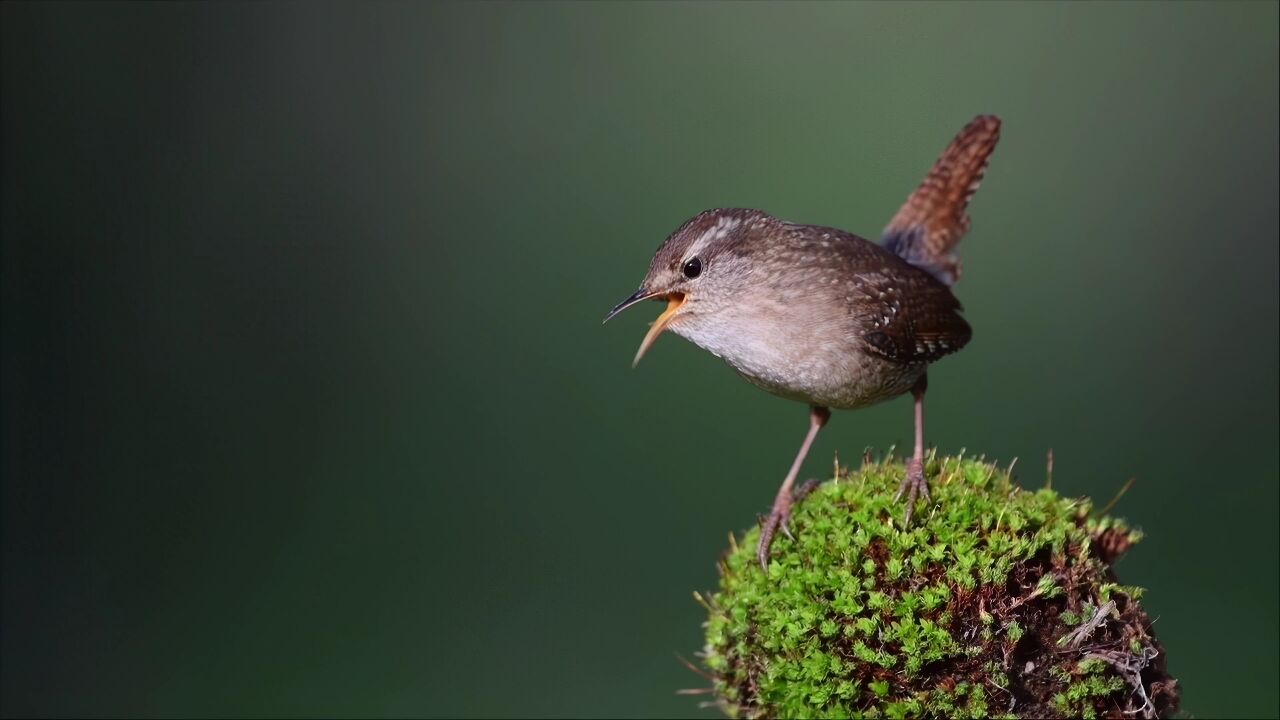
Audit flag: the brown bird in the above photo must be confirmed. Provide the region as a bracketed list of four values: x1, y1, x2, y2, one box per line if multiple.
[605, 116, 1001, 570]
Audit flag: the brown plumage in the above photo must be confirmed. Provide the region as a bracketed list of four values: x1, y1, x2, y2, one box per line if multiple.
[605, 116, 1002, 571]
[883, 114, 1002, 286]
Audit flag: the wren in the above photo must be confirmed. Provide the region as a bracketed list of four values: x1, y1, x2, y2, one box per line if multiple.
[605, 116, 1001, 570]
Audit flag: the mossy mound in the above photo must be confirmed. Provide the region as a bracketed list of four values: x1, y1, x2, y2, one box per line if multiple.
[700, 455, 1179, 719]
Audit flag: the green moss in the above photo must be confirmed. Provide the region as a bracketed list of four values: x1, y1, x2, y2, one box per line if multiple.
[700, 455, 1179, 719]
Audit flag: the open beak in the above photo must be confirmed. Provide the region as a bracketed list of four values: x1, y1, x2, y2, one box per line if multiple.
[602, 287, 659, 324]
[603, 288, 687, 367]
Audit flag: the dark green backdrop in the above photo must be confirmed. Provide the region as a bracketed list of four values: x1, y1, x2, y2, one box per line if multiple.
[3, 2, 1277, 717]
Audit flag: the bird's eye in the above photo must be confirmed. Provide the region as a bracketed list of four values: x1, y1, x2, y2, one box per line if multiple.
[682, 257, 703, 279]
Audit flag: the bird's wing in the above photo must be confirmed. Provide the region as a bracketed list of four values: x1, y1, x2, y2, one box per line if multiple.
[780, 222, 973, 365]
[854, 269, 972, 365]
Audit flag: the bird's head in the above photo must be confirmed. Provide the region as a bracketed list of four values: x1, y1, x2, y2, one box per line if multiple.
[603, 208, 766, 366]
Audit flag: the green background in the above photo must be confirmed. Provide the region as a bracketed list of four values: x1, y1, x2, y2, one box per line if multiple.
[3, 2, 1276, 717]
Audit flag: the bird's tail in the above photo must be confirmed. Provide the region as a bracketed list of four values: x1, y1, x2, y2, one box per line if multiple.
[882, 115, 1001, 286]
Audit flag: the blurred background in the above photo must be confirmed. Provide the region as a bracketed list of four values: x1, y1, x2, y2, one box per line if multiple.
[2, 2, 1276, 717]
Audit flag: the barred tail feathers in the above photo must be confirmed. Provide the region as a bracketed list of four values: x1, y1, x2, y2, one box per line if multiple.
[882, 115, 1001, 286]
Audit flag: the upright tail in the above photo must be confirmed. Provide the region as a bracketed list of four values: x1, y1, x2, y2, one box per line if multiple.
[882, 115, 1001, 286]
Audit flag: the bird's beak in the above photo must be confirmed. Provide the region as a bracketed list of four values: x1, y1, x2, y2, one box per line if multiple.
[603, 288, 687, 367]
[603, 287, 659, 324]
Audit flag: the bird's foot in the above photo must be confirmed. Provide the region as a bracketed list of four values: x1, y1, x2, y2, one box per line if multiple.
[894, 457, 931, 527]
[758, 479, 820, 571]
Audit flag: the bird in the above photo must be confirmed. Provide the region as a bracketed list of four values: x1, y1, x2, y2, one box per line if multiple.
[604, 115, 1001, 570]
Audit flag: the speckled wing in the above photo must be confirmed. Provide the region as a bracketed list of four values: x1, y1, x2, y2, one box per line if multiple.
[854, 265, 973, 365]
[793, 223, 974, 367]
[882, 115, 1001, 287]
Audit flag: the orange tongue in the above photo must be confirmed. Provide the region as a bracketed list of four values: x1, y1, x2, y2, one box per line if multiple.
[633, 295, 685, 367]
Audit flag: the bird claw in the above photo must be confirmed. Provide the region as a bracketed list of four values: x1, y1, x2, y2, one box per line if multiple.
[895, 458, 931, 527]
[779, 517, 795, 542]
[758, 503, 791, 571]
[795, 478, 820, 503]
[758, 479, 822, 571]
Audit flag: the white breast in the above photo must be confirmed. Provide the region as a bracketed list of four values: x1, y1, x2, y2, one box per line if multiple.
[669, 303, 922, 409]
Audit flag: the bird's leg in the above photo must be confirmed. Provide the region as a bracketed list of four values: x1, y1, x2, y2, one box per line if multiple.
[894, 374, 931, 526]
[758, 405, 830, 571]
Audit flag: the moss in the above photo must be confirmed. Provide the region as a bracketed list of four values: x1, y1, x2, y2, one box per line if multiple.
[699, 454, 1179, 719]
